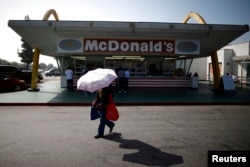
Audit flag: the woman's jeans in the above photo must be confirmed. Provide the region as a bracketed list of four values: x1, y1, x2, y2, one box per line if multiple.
[98, 110, 114, 136]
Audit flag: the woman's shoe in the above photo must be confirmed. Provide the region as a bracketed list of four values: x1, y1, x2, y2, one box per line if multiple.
[94, 134, 104, 139]
[109, 124, 115, 133]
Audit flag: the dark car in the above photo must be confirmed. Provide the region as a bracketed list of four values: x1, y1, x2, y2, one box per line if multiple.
[44, 68, 61, 76]
[0, 65, 18, 77]
[18, 70, 44, 83]
[0, 74, 27, 92]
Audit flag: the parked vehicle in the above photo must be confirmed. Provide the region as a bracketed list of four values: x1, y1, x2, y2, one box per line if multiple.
[0, 65, 18, 77]
[0, 65, 43, 85]
[44, 68, 61, 76]
[18, 70, 44, 83]
[0, 74, 27, 92]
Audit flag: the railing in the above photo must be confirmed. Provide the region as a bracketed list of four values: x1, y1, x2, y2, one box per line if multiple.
[237, 77, 250, 88]
[112, 77, 190, 88]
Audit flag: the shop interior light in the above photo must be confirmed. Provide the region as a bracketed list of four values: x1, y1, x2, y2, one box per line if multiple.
[105, 56, 124, 60]
[112, 56, 142, 58]
[127, 57, 145, 61]
[165, 57, 177, 60]
[71, 56, 86, 60]
[105, 56, 145, 61]
[178, 55, 186, 58]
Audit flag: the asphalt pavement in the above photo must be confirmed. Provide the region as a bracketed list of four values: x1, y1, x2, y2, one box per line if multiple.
[0, 105, 250, 167]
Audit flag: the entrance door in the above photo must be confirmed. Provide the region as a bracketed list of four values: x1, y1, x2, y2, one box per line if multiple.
[147, 62, 162, 76]
[148, 64, 157, 76]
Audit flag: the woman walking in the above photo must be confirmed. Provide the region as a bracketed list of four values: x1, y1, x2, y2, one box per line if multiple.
[94, 84, 115, 139]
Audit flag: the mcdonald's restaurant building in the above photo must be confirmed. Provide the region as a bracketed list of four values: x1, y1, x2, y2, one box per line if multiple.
[8, 10, 249, 90]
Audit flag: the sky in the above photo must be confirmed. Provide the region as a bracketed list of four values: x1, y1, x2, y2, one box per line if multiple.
[0, 0, 249, 65]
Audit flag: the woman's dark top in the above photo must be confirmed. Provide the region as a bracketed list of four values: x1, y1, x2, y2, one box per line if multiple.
[95, 85, 114, 108]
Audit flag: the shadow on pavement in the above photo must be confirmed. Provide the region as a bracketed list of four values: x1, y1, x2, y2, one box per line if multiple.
[104, 133, 184, 166]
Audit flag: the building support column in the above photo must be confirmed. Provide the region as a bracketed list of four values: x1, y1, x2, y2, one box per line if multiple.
[29, 48, 40, 91]
[28, 9, 59, 92]
[211, 50, 220, 89]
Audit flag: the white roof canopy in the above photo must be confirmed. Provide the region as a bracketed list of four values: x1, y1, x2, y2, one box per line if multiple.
[8, 20, 249, 58]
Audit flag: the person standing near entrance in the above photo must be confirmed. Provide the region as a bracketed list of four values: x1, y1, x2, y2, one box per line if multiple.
[124, 68, 130, 93]
[65, 66, 74, 91]
[117, 67, 125, 93]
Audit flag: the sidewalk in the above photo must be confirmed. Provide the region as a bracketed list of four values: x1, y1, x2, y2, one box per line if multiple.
[0, 77, 249, 106]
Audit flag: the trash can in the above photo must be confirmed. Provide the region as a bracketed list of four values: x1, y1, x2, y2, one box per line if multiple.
[191, 76, 199, 88]
[61, 75, 67, 88]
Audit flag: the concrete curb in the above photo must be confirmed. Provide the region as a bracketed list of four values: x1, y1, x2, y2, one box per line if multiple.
[1, 102, 250, 106]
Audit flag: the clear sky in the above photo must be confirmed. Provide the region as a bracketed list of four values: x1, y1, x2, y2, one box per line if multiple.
[1, 0, 249, 65]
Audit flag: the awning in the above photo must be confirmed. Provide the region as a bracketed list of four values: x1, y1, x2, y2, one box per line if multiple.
[8, 20, 249, 58]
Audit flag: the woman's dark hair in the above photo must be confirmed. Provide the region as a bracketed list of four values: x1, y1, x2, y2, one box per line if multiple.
[102, 84, 114, 104]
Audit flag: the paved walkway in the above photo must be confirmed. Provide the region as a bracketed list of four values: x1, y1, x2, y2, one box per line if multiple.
[0, 106, 249, 167]
[0, 77, 250, 105]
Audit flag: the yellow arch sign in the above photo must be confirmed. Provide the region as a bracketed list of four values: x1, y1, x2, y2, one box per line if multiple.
[183, 12, 220, 89]
[183, 12, 206, 24]
[30, 9, 59, 91]
[43, 9, 59, 21]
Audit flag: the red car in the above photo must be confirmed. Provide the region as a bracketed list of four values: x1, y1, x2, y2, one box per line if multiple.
[0, 74, 27, 92]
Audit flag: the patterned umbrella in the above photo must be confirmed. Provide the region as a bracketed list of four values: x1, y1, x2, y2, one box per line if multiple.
[77, 68, 117, 93]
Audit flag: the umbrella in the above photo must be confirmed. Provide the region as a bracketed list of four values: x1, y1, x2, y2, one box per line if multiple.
[77, 68, 117, 93]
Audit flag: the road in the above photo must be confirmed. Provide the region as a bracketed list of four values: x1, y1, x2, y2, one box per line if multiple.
[0, 105, 249, 167]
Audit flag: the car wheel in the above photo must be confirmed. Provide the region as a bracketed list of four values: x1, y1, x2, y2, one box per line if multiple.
[13, 85, 22, 91]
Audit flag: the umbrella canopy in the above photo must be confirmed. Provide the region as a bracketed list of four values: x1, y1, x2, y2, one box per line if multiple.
[77, 68, 117, 93]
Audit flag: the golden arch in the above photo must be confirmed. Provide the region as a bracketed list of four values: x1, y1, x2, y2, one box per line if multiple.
[43, 9, 59, 21]
[183, 12, 206, 24]
[182, 12, 221, 89]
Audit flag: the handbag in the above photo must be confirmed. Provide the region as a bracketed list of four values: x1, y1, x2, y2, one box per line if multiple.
[90, 106, 100, 120]
[105, 94, 119, 121]
[90, 99, 100, 120]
